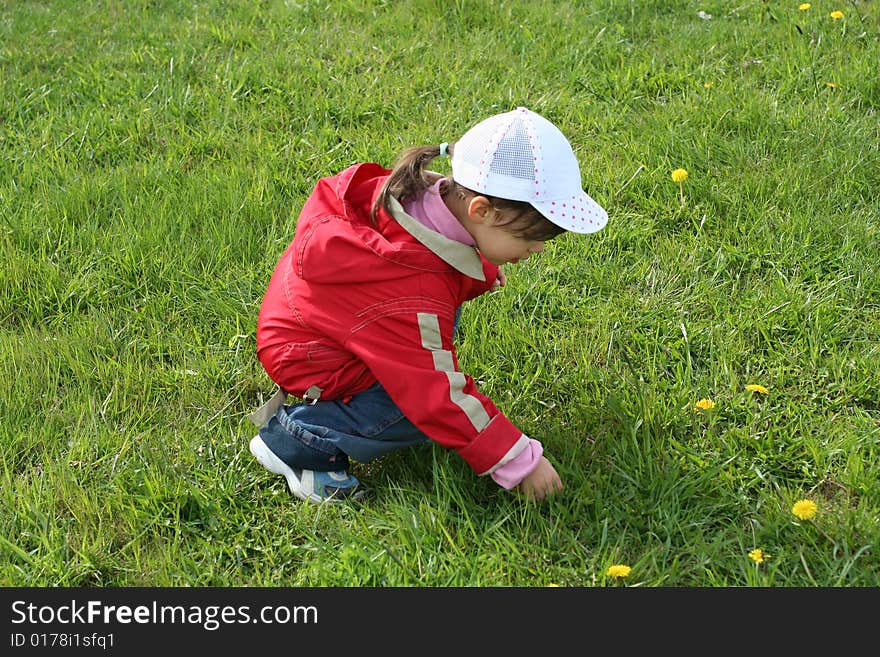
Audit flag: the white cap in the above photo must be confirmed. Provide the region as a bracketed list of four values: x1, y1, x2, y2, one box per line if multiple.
[450, 107, 608, 234]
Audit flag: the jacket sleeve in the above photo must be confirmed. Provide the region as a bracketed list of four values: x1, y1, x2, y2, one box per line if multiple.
[341, 295, 530, 476]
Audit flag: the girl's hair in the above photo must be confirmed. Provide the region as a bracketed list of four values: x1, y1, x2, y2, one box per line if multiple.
[370, 144, 566, 242]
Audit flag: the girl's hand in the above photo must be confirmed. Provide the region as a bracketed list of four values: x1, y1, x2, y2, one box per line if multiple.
[491, 268, 506, 291]
[515, 456, 563, 501]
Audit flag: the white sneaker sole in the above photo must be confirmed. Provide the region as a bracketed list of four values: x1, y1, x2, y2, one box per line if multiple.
[249, 435, 324, 503]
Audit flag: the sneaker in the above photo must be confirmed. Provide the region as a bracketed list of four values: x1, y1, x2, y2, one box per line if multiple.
[249, 435, 362, 503]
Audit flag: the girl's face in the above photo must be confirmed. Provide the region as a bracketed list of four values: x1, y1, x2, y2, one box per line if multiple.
[457, 193, 547, 265]
[471, 220, 546, 265]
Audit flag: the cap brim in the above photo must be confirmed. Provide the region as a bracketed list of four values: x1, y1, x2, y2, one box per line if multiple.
[532, 190, 608, 234]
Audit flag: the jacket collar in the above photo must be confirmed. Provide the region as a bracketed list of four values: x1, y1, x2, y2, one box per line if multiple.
[386, 195, 486, 282]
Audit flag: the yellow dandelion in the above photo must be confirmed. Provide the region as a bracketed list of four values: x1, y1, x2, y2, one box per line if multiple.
[792, 499, 818, 520]
[748, 548, 768, 564]
[745, 384, 769, 394]
[694, 398, 716, 412]
[830, 10, 844, 19]
[546, 583, 560, 587]
[798, 3, 811, 10]
[671, 168, 689, 183]
[606, 564, 632, 578]
[671, 168, 689, 205]
[703, 81, 714, 88]
[825, 82, 838, 89]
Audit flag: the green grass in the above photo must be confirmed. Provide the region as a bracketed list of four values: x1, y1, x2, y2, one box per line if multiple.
[1, 0, 878, 586]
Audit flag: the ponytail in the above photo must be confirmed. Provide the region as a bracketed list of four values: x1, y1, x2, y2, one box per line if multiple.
[370, 145, 444, 224]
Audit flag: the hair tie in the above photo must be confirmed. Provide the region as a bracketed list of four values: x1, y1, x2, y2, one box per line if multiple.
[439, 142, 449, 157]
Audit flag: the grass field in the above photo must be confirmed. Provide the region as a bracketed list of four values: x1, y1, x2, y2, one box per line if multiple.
[2, 0, 879, 586]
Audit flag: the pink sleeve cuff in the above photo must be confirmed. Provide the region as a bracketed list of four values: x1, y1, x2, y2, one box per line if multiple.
[489, 439, 543, 490]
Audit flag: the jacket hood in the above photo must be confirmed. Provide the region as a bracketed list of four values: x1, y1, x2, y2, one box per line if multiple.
[293, 163, 490, 286]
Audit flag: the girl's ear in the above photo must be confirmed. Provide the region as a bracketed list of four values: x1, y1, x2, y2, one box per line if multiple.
[467, 195, 495, 224]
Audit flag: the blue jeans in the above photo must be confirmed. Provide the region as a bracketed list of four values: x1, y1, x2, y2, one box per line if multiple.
[258, 307, 463, 472]
[258, 381, 431, 472]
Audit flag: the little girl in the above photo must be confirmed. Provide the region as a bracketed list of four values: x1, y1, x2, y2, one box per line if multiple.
[249, 107, 608, 503]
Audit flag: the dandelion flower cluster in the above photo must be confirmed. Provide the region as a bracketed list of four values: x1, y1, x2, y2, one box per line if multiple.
[830, 10, 844, 19]
[799, 3, 811, 10]
[694, 398, 715, 412]
[671, 168, 689, 183]
[748, 548, 768, 564]
[745, 384, 769, 394]
[792, 499, 818, 520]
[606, 564, 632, 578]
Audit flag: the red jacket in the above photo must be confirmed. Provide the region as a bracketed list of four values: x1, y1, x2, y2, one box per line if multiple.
[256, 163, 529, 476]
